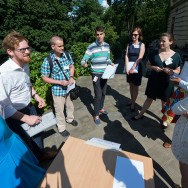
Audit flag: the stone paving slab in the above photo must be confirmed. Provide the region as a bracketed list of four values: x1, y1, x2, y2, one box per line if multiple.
[42, 73, 181, 188]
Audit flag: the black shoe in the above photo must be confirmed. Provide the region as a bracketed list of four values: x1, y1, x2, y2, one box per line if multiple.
[60, 130, 70, 137]
[68, 120, 78, 126]
[132, 116, 143, 120]
[126, 102, 132, 106]
[39, 151, 58, 162]
[161, 124, 168, 129]
[130, 107, 135, 112]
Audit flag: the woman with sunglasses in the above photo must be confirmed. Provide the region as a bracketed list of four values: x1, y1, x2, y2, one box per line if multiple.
[133, 33, 182, 120]
[125, 27, 145, 111]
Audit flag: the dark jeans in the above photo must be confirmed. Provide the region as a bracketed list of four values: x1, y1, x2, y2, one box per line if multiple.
[5, 104, 43, 160]
[92, 73, 108, 116]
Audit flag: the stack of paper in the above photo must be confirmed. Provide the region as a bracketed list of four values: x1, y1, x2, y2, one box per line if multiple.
[86, 137, 121, 150]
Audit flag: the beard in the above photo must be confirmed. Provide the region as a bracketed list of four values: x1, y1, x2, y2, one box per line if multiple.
[22, 55, 31, 63]
[14, 53, 31, 65]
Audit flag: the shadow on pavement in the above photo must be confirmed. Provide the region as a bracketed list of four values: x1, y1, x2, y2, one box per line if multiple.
[102, 85, 176, 188]
[77, 86, 94, 116]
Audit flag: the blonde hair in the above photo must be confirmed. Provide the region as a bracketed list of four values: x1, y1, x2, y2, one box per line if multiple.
[50, 36, 63, 45]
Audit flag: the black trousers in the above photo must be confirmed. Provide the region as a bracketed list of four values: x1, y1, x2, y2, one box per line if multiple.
[92, 73, 108, 116]
[5, 104, 43, 160]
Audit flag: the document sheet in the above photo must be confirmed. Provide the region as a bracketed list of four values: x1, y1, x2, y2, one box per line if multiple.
[67, 81, 76, 93]
[126, 61, 138, 73]
[113, 156, 145, 188]
[102, 64, 118, 79]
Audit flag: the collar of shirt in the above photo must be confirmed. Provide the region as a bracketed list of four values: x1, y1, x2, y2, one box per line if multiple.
[8, 58, 25, 71]
[51, 52, 67, 62]
[95, 40, 104, 47]
[0, 58, 29, 76]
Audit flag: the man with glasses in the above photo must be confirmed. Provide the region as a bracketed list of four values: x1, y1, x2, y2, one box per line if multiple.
[0, 31, 57, 161]
[81, 26, 113, 125]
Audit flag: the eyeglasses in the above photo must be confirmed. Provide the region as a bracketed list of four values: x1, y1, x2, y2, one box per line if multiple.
[14, 47, 31, 53]
[132, 34, 139, 37]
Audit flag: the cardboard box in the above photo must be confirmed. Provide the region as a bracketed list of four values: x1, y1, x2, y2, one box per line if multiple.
[39, 137, 154, 188]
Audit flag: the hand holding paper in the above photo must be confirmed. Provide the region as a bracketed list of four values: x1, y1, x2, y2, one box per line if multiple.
[102, 64, 118, 79]
[67, 81, 76, 93]
[127, 61, 138, 73]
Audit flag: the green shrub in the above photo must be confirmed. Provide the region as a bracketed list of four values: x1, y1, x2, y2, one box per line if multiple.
[70, 42, 91, 78]
[30, 51, 52, 111]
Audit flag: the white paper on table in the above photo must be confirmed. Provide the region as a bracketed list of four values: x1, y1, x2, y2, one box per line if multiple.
[127, 61, 138, 73]
[66, 81, 75, 93]
[113, 156, 145, 188]
[86, 137, 121, 150]
[102, 64, 118, 79]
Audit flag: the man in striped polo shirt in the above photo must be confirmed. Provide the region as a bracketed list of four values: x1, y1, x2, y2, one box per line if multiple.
[81, 26, 113, 125]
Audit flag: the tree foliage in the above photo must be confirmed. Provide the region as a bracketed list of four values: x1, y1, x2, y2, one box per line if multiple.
[135, 0, 170, 42]
[0, 0, 170, 59]
[103, 0, 170, 51]
[70, 0, 104, 43]
[0, 0, 171, 111]
[0, 0, 72, 52]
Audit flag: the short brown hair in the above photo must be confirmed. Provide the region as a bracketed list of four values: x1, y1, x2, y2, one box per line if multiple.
[2, 31, 28, 51]
[95, 26, 105, 33]
[131, 27, 143, 41]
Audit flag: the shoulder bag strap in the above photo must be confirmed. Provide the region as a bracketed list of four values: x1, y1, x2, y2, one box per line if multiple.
[47, 55, 53, 78]
[55, 59, 69, 81]
[47, 53, 70, 81]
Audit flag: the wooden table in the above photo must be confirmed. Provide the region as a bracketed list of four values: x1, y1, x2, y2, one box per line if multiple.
[39, 136, 155, 188]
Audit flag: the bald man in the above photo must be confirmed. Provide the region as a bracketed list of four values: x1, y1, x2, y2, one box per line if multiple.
[41, 36, 78, 137]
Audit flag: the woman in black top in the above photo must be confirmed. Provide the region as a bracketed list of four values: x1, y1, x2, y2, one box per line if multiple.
[125, 27, 145, 111]
[133, 33, 181, 120]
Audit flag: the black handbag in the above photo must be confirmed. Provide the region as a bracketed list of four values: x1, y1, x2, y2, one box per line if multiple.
[69, 86, 79, 100]
[53, 58, 79, 100]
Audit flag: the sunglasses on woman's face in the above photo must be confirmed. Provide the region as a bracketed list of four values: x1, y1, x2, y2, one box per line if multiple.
[132, 34, 139, 37]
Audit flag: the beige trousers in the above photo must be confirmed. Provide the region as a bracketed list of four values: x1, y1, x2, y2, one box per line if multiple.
[52, 94, 74, 132]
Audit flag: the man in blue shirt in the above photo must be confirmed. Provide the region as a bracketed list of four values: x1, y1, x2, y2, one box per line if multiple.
[41, 36, 78, 137]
